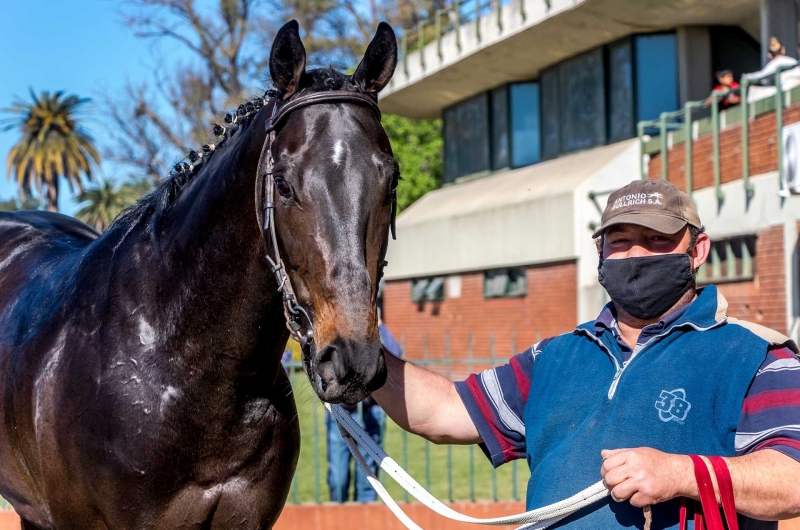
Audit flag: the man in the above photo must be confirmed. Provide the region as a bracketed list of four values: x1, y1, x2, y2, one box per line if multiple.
[744, 37, 800, 84]
[373, 180, 800, 528]
[326, 317, 401, 502]
[706, 69, 741, 109]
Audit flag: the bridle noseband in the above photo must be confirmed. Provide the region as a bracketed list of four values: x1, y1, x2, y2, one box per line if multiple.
[256, 90, 396, 350]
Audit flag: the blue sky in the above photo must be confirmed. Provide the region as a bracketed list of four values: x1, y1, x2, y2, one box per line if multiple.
[0, 0, 183, 215]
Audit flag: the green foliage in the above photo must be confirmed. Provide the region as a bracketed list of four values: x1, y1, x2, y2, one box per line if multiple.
[75, 177, 152, 232]
[3, 90, 100, 212]
[381, 114, 443, 212]
[0, 196, 43, 211]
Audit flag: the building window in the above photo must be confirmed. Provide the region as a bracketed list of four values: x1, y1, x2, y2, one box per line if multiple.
[510, 82, 541, 167]
[560, 48, 607, 153]
[484, 268, 528, 298]
[443, 93, 491, 183]
[491, 86, 510, 170]
[540, 67, 560, 161]
[696, 235, 756, 284]
[411, 277, 445, 302]
[608, 38, 635, 143]
[443, 32, 680, 179]
[635, 33, 678, 123]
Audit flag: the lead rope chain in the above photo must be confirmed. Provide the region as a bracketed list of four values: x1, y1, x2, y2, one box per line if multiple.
[325, 403, 610, 529]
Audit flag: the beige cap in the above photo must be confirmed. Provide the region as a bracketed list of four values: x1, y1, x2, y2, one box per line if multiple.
[592, 180, 702, 238]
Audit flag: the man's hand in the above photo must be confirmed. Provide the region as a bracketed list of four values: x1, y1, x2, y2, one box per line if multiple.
[600, 448, 693, 507]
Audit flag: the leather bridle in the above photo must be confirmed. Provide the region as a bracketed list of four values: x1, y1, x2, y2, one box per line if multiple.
[255, 90, 396, 349]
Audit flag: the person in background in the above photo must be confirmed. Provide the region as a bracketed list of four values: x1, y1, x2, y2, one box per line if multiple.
[325, 314, 401, 502]
[743, 37, 799, 84]
[706, 69, 741, 109]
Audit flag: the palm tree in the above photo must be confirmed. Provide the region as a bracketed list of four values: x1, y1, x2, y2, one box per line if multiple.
[3, 90, 100, 212]
[76, 178, 151, 232]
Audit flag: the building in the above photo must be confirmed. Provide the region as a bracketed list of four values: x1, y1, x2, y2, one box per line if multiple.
[378, 0, 800, 364]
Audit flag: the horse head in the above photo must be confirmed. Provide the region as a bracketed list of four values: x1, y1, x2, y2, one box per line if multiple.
[266, 21, 398, 405]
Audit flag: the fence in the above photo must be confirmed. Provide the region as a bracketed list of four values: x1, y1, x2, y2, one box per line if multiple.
[284, 331, 530, 505]
[638, 67, 800, 199]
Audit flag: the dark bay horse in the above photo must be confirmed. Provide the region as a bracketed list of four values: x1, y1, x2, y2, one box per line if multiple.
[0, 20, 398, 529]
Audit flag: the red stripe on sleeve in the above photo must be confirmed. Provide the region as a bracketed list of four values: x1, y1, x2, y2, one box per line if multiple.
[754, 437, 800, 452]
[743, 389, 800, 414]
[509, 355, 531, 402]
[465, 374, 515, 459]
[768, 347, 796, 360]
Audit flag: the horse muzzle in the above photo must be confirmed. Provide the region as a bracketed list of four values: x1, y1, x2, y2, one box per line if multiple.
[306, 336, 387, 405]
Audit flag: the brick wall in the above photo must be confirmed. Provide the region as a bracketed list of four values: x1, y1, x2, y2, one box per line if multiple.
[648, 105, 800, 191]
[383, 261, 577, 376]
[713, 225, 787, 334]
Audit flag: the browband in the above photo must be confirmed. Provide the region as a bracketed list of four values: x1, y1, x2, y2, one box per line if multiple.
[266, 91, 382, 132]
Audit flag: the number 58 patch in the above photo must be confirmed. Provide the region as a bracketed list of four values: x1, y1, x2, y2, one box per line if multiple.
[655, 388, 692, 423]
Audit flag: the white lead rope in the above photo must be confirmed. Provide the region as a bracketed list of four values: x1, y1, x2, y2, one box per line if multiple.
[325, 403, 609, 530]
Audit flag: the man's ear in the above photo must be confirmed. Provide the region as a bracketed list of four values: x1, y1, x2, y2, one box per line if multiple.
[269, 20, 307, 99]
[352, 22, 398, 94]
[690, 232, 711, 271]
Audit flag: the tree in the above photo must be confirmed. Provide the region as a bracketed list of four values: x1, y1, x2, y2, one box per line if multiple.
[75, 178, 152, 232]
[381, 114, 442, 212]
[111, 0, 444, 210]
[0, 197, 43, 212]
[3, 90, 100, 212]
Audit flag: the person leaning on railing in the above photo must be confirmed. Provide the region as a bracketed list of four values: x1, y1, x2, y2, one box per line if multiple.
[743, 37, 800, 85]
[373, 180, 800, 529]
[706, 69, 741, 109]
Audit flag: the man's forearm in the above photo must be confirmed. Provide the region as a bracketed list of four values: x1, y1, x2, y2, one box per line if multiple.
[687, 450, 800, 520]
[373, 353, 481, 444]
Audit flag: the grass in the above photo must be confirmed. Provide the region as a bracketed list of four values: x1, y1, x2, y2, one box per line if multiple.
[286, 369, 530, 504]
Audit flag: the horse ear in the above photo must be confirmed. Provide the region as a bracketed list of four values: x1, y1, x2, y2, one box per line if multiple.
[353, 22, 398, 94]
[269, 20, 307, 99]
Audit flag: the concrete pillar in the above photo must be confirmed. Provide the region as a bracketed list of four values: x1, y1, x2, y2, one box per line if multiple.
[677, 26, 713, 105]
[760, 0, 799, 63]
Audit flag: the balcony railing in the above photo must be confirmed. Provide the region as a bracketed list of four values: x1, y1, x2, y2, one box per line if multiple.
[638, 66, 800, 201]
[396, 0, 545, 78]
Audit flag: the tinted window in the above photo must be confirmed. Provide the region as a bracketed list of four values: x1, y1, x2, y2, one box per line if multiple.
[443, 107, 459, 183]
[491, 86, 510, 170]
[540, 67, 560, 160]
[559, 48, 606, 153]
[442, 94, 491, 181]
[608, 38, 634, 143]
[509, 83, 541, 167]
[635, 34, 678, 122]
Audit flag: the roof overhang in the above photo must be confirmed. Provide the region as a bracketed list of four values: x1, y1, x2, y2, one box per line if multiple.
[379, 0, 761, 119]
[383, 139, 639, 280]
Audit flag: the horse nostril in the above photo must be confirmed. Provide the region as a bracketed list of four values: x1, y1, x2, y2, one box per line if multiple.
[315, 345, 348, 381]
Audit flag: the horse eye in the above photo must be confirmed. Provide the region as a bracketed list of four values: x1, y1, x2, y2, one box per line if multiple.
[274, 177, 292, 198]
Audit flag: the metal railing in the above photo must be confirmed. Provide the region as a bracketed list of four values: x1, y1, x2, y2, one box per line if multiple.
[638, 67, 800, 200]
[284, 331, 532, 504]
[397, 0, 537, 77]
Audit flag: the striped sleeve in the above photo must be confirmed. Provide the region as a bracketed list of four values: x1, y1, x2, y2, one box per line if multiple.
[454, 339, 546, 468]
[735, 345, 800, 463]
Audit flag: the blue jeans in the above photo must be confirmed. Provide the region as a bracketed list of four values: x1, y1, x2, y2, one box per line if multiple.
[325, 404, 385, 502]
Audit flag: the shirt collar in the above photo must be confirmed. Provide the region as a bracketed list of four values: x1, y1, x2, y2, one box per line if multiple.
[593, 300, 694, 337]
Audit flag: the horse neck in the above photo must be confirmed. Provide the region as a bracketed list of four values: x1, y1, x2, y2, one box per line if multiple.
[151, 113, 289, 369]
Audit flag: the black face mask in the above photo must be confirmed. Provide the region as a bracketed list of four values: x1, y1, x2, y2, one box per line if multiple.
[598, 253, 695, 321]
